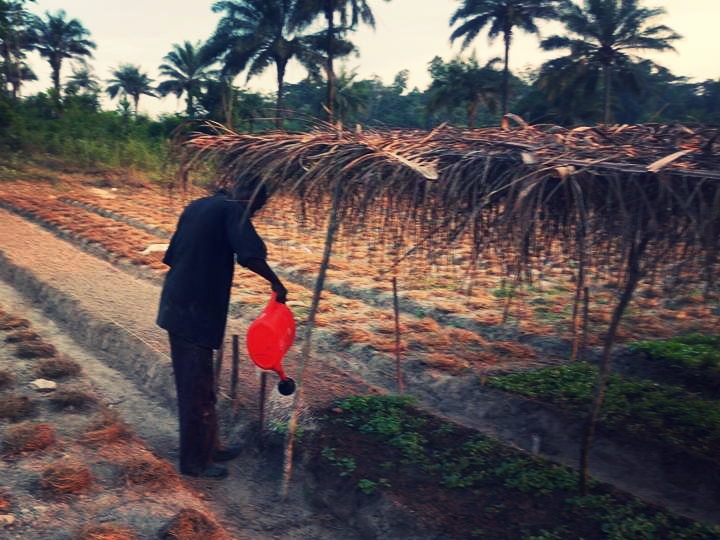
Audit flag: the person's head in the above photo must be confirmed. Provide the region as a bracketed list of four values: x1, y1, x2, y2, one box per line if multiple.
[232, 176, 268, 216]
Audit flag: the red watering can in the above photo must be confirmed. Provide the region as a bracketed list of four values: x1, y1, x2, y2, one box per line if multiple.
[246, 292, 296, 395]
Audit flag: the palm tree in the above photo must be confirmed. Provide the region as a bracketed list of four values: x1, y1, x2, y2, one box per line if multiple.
[1, 0, 37, 99]
[30, 9, 96, 94]
[106, 64, 157, 115]
[5, 59, 36, 98]
[293, 0, 390, 124]
[62, 65, 100, 112]
[332, 66, 370, 124]
[65, 65, 100, 94]
[208, 0, 324, 128]
[157, 40, 216, 117]
[541, 0, 681, 124]
[450, 0, 566, 117]
[427, 53, 503, 127]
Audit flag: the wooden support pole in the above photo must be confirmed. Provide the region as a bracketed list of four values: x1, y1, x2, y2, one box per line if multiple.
[580, 286, 590, 362]
[258, 371, 268, 448]
[392, 276, 404, 395]
[214, 342, 223, 392]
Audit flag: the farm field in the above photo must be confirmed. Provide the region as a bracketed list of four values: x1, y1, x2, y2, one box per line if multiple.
[0, 169, 719, 539]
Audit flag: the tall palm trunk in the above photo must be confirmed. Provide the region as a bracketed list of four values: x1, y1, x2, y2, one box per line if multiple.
[467, 99, 479, 128]
[324, 5, 335, 124]
[276, 59, 287, 129]
[602, 63, 612, 124]
[50, 57, 61, 94]
[223, 85, 233, 129]
[501, 28, 511, 116]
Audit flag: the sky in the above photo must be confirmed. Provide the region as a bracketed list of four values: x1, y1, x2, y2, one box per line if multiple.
[23, 0, 720, 118]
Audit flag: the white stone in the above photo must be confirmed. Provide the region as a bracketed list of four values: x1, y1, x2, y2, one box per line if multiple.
[88, 187, 117, 199]
[29, 379, 56, 392]
[140, 243, 169, 255]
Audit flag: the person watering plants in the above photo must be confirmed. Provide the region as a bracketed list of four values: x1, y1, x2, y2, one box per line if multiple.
[157, 177, 288, 479]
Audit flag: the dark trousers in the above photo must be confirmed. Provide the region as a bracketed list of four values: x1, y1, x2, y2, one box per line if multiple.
[168, 332, 218, 473]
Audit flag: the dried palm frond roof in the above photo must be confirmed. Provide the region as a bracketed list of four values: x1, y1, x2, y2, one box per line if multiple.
[183, 120, 720, 282]
[185, 120, 720, 187]
[417, 120, 720, 177]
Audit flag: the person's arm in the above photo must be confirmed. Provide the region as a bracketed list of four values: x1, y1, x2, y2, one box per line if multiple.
[242, 257, 288, 303]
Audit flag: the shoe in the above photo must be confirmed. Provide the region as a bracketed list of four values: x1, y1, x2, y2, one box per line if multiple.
[181, 464, 228, 479]
[212, 444, 242, 462]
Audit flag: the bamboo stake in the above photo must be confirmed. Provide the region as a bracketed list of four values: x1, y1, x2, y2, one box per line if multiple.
[213, 343, 223, 452]
[230, 334, 239, 413]
[258, 371, 267, 448]
[570, 242, 586, 361]
[580, 286, 589, 362]
[214, 342, 223, 392]
[579, 235, 649, 493]
[280, 183, 342, 498]
[392, 276, 404, 395]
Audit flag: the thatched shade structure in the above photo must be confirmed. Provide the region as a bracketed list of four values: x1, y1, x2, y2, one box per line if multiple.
[184, 121, 719, 288]
[183, 119, 719, 494]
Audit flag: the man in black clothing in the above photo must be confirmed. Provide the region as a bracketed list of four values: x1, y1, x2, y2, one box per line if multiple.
[157, 180, 287, 479]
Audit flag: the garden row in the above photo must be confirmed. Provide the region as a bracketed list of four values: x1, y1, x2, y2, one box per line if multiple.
[3, 180, 720, 474]
[0, 306, 231, 539]
[310, 393, 720, 539]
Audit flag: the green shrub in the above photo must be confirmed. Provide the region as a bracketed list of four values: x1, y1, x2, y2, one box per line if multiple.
[628, 334, 720, 372]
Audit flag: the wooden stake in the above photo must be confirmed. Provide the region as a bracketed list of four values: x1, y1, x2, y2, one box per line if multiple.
[213, 343, 223, 451]
[214, 342, 223, 392]
[230, 334, 239, 412]
[580, 286, 589, 362]
[258, 371, 268, 448]
[281, 183, 341, 499]
[392, 276, 404, 395]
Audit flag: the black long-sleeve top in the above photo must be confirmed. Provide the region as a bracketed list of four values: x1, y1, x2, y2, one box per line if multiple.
[156, 192, 267, 349]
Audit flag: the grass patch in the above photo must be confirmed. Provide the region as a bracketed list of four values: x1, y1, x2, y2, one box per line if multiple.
[314, 395, 720, 539]
[486, 362, 720, 459]
[120, 453, 178, 489]
[14, 339, 57, 359]
[32, 355, 83, 379]
[1, 422, 55, 455]
[48, 386, 98, 411]
[628, 333, 720, 373]
[40, 460, 93, 495]
[159, 508, 226, 540]
[0, 394, 36, 421]
[0, 314, 30, 330]
[76, 523, 137, 540]
[80, 409, 134, 446]
[4, 328, 41, 342]
[0, 368, 14, 389]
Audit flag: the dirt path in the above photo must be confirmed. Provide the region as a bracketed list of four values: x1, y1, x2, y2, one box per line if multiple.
[1, 204, 719, 536]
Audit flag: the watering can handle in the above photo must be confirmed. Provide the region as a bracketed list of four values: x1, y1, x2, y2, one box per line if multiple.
[267, 291, 282, 310]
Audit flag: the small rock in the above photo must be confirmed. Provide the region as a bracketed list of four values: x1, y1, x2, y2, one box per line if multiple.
[0, 514, 15, 527]
[140, 243, 169, 255]
[88, 187, 116, 199]
[29, 379, 56, 392]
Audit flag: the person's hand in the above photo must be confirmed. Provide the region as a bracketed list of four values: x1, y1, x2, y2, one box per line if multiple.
[272, 281, 288, 304]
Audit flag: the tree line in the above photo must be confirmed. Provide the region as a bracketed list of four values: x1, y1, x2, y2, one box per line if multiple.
[2, 0, 719, 139]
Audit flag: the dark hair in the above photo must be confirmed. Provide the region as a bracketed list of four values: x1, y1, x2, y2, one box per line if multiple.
[233, 177, 268, 211]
